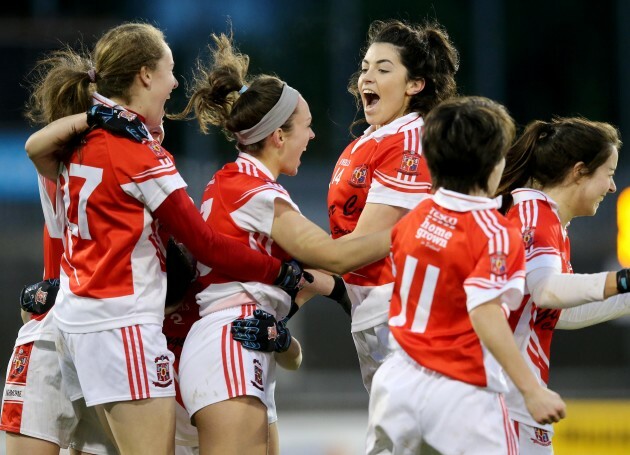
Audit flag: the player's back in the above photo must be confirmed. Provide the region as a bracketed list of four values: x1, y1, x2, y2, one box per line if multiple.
[389, 189, 525, 391]
[54, 129, 186, 332]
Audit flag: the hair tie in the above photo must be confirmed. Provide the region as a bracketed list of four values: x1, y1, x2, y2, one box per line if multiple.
[87, 68, 97, 83]
[238, 85, 248, 94]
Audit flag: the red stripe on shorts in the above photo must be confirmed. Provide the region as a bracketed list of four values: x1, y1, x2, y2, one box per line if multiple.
[221, 325, 234, 398]
[133, 325, 151, 399]
[121, 327, 137, 399]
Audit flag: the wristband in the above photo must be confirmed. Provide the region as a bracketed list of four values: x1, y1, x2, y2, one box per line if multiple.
[617, 269, 630, 293]
[327, 275, 347, 301]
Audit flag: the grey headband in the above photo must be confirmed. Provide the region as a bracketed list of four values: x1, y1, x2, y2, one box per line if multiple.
[234, 83, 300, 146]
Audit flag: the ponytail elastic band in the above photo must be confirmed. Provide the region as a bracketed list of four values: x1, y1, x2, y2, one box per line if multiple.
[87, 68, 97, 83]
[238, 85, 248, 94]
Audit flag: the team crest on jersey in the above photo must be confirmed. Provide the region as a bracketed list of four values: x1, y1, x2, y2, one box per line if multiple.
[145, 139, 167, 159]
[349, 164, 368, 187]
[11, 348, 29, 377]
[531, 428, 552, 446]
[490, 253, 508, 276]
[398, 152, 419, 175]
[152, 355, 173, 387]
[251, 359, 264, 391]
[522, 227, 535, 249]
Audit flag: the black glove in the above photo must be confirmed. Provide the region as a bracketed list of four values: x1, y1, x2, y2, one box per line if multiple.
[86, 104, 150, 143]
[326, 275, 352, 317]
[273, 259, 314, 295]
[20, 279, 60, 314]
[231, 309, 292, 353]
[617, 268, 630, 293]
[165, 238, 197, 308]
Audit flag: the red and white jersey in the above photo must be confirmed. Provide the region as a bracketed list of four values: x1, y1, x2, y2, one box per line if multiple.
[15, 176, 65, 345]
[327, 113, 432, 330]
[52, 120, 187, 333]
[194, 153, 298, 319]
[389, 189, 526, 393]
[504, 189, 571, 427]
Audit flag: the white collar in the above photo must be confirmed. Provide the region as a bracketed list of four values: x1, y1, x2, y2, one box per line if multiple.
[236, 152, 276, 180]
[351, 113, 423, 154]
[511, 188, 559, 211]
[362, 112, 423, 140]
[433, 188, 502, 212]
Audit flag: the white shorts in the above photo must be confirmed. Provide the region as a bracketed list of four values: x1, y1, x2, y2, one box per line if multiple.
[0, 339, 115, 454]
[513, 420, 554, 454]
[351, 322, 393, 392]
[366, 350, 518, 455]
[179, 305, 277, 422]
[57, 324, 175, 406]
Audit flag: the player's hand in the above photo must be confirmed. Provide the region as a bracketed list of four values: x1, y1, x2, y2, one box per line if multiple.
[326, 275, 352, 317]
[523, 386, 566, 425]
[86, 104, 150, 143]
[231, 309, 292, 353]
[20, 279, 60, 314]
[274, 260, 314, 296]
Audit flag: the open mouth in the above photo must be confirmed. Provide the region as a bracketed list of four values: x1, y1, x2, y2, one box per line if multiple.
[363, 91, 380, 110]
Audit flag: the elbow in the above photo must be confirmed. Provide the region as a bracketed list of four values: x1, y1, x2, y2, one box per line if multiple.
[24, 136, 38, 161]
[532, 289, 565, 309]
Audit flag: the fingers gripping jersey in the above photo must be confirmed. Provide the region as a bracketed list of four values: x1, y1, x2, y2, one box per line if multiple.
[195, 154, 298, 318]
[389, 189, 526, 392]
[504, 189, 570, 427]
[327, 113, 432, 288]
[54, 129, 187, 333]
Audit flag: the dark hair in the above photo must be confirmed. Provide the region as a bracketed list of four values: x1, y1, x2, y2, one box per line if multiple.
[349, 19, 459, 123]
[422, 96, 515, 194]
[172, 33, 295, 154]
[496, 117, 621, 212]
[25, 22, 166, 125]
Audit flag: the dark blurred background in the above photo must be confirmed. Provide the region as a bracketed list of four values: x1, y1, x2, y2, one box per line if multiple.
[1, 0, 629, 424]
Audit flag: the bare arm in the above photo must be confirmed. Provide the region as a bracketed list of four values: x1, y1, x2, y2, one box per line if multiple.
[342, 202, 408, 239]
[274, 337, 302, 370]
[271, 199, 391, 275]
[293, 270, 335, 306]
[25, 113, 89, 180]
[469, 300, 566, 425]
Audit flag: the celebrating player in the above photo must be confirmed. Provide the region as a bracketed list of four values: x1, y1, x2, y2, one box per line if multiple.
[172, 32, 392, 455]
[496, 117, 630, 453]
[21, 22, 306, 454]
[366, 96, 567, 454]
[327, 19, 460, 390]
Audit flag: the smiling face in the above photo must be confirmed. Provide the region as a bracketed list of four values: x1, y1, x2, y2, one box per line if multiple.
[358, 42, 422, 127]
[571, 146, 618, 217]
[278, 96, 315, 176]
[138, 42, 179, 128]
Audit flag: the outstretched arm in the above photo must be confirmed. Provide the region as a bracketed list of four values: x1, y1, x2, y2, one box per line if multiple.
[271, 199, 391, 275]
[529, 267, 627, 309]
[556, 293, 630, 329]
